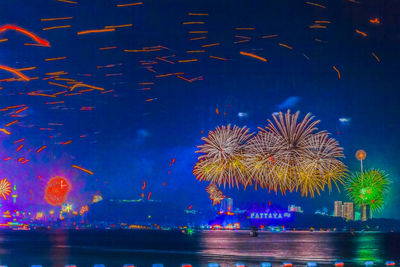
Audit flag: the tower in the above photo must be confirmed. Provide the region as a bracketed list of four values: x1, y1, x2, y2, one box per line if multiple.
[334, 201, 342, 217]
[342, 202, 355, 220]
[361, 204, 371, 221]
[12, 185, 17, 204]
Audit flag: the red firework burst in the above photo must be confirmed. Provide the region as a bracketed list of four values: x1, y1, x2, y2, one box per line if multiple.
[44, 177, 71, 206]
[0, 178, 11, 200]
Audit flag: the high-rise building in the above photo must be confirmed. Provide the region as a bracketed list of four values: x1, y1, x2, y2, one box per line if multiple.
[342, 202, 355, 220]
[334, 201, 343, 217]
[226, 198, 233, 212]
[361, 204, 371, 221]
[220, 197, 233, 213]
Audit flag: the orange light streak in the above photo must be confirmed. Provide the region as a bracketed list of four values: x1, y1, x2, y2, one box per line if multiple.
[36, 146, 47, 153]
[70, 83, 104, 91]
[202, 43, 220, 48]
[235, 28, 255, 30]
[369, 18, 380, 24]
[16, 67, 36, 71]
[15, 106, 28, 114]
[41, 17, 73, 21]
[72, 165, 94, 175]
[77, 29, 115, 35]
[0, 25, 50, 47]
[239, 51, 267, 62]
[261, 34, 278, 38]
[355, 29, 367, 37]
[5, 120, 18, 127]
[333, 66, 341, 79]
[124, 49, 161, 52]
[0, 129, 11, 135]
[309, 25, 327, 29]
[188, 13, 209, 16]
[42, 25, 71, 31]
[49, 81, 69, 88]
[45, 57, 67, 61]
[0, 65, 30, 81]
[305, 2, 326, 8]
[116, 2, 143, 7]
[371, 52, 380, 62]
[209, 55, 227, 61]
[45, 71, 68, 75]
[56, 0, 78, 4]
[178, 59, 198, 63]
[182, 22, 204, 25]
[189, 36, 207, 41]
[279, 43, 293, 50]
[104, 24, 132, 29]
[61, 141, 72, 145]
[99, 46, 117, 50]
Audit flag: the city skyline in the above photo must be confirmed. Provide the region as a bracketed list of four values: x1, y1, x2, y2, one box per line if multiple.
[0, 0, 398, 223]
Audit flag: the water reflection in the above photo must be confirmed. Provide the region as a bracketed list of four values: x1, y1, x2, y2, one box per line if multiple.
[48, 229, 69, 267]
[354, 233, 382, 263]
[200, 231, 398, 265]
[200, 231, 335, 263]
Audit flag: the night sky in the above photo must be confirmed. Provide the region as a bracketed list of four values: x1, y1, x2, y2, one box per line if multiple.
[0, 0, 399, 218]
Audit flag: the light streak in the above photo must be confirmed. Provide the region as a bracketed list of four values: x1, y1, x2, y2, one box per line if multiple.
[0, 25, 50, 46]
[41, 17, 73, 21]
[116, 2, 143, 7]
[0, 65, 30, 81]
[42, 25, 71, 31]
[77, 29, 115, 35]
[240, 51, 267, 62]
[72, 165, 94, 175]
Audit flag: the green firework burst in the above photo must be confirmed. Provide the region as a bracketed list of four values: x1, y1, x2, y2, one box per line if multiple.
[345, 169, 391, 211]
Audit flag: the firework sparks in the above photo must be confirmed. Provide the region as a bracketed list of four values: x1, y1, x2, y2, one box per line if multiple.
[206, 183, 225, 205]
[195, 111, 347, 197]
[193, 125, 253, 187]
[261, 110, 347, 196]
[0, 178, 11, 200]
[345, 169, 390, 211]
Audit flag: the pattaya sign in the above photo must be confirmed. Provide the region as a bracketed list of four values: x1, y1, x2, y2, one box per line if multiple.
[249, 211, 291, 220]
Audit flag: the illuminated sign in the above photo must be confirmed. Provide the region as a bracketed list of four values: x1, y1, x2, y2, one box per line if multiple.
[249, 211, 291, 220]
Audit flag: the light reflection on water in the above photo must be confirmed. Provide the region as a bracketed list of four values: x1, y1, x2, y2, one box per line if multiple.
[200, 231, 398, 266]
[0, 230, 397, 267]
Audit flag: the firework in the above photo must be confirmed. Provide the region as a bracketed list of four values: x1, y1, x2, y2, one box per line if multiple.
[79, 205, 89, 215]
[243, 131, 289, 193]
[345, 169, 390, 211]
[258, 110, 346, 196]
[193, 124, 253, 187]
[206, 183, 226, 205]
[0, 178, 11, 200]
[44, 177, 71, 206]
[300, 133, 347, 196]
[92, 194, 103, 203]
[195, 110, 347, 197]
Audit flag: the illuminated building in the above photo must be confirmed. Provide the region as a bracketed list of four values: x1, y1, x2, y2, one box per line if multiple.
[288, 205, 303, 213]
[342, 202, 355, 220]
[334, 201, 343, 217]
[219, 197, 233, 214]
[361, 204, 371, 221]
